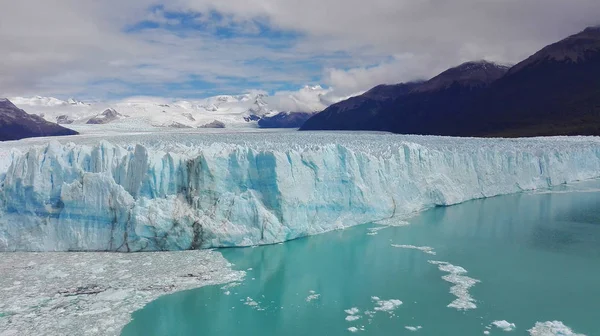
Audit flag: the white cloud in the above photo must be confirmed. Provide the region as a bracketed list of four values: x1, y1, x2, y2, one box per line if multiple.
[266, 85, 350, 112]
[322, 54, 436, 96]
[0, 0, 599, 99]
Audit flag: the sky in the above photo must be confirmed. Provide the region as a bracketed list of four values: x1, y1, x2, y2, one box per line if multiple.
[1, 0, 599, 106]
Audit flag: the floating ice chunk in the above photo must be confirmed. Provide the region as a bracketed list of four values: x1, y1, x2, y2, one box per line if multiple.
[346, 315, 361, 322]
[347, 327, 359, 333]
[484, 331, 490, 335]
[345, 307, 360, 315]
[428, 260, 480, 310]
[492, 320, 516, 331]
[372, 298, 403, 313]
[528, 321, 586, 336]
[244, 297, 259, 307]
[372, 218, 410, 227]
[391, 244, 436, 255]
[405, 326, 423, 331]
[367, 226, 390, 236]
[221, 282, 241, 290]
[306, 291, 320, 302]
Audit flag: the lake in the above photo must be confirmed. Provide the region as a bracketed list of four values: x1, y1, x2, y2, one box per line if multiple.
[122, 181, 600, 335]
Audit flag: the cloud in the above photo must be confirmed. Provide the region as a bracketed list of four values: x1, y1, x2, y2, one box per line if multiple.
[1, 0, 599, 99]
[266, 85, 336, 112]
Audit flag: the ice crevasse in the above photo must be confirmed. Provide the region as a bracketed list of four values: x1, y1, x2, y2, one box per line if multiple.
[1, 134, 600, 251]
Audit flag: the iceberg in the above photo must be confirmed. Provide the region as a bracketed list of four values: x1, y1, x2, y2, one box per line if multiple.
[1, 132, 600, 251]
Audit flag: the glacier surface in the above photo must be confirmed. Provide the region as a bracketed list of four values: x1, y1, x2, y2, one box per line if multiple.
[1, 131, 600, 251]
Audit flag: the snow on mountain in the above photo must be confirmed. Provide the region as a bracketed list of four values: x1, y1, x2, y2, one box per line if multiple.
[413, 60, 510, 93]
[66, 98, 88, 106]
[1, 132, 599, 251]
[9, 89, 344, 130]
[86, 108, 127, 124]
[10, 96, 97, 125]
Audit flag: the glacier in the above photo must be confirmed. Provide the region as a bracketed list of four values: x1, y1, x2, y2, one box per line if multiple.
[1, 132, 600, 251]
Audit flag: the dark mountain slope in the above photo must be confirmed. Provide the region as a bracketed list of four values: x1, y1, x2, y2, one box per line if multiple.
[301, 27, 600, 137]
[258, 112, 315, 128]
[301, 61, 508, 134]
[300, 82, 423, 131]
[0, 99, 78, 141]
[460, 27, 600, 136]
[372, 61, 509, 135]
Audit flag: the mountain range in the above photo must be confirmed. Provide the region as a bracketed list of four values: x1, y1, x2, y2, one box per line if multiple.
[8, 85, 338, 131]
[301, 26, 600, 137]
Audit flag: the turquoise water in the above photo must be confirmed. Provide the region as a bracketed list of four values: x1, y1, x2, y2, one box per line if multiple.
[122, 182, 600, 335]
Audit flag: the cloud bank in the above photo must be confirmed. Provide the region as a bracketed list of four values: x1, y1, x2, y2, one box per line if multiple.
[1, 0, 599, 102]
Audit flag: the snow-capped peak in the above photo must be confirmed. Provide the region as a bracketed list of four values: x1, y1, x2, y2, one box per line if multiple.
[413, 60, 510, 92]
[67, 98, 88, 106]
[584, 25, 600, 33]
[8, 85, 345, 130]
[254, 95, 268, 107]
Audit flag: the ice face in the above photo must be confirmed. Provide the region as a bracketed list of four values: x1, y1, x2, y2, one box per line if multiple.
[1, 132, 600, 251]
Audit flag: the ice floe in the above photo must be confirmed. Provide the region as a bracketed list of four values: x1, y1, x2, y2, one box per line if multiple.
[528, 321, 586, 336]
[345, 307, 360, 315]
[0, 251, 244, 336]
[428, 260, 480, 310]
[372, 298, 403, 313]
[492, 320, 516, 331]
[391, 244, 436, 255]
[306, 290, 320, 302]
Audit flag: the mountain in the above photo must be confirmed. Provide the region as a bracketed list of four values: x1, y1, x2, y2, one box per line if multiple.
[299, 82, 423, 131]
[0, 99, 78, 141]
[301, 61, 507, 133]
[86, 108, 127, 124]
[10, 93, 273, 129]
[463, 26, 600, 136]
[507, 26, 600, 75]
[374, 61, 509, 135]
[257, 111, 316, 128]
[413, 61, 510, 93]
[56, 115, 74, 124]
[199, 120, 226, 128]
[9, 92, 316, 130]
[301, 26, 600, 137]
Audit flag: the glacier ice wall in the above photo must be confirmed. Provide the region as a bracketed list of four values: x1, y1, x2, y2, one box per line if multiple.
[1, 134, 600, 251]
